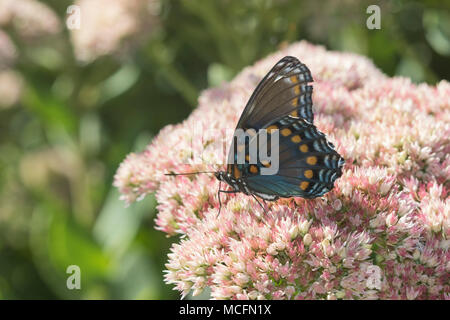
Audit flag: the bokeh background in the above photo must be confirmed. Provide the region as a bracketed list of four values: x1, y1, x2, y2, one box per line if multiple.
[0, 0, 448, 299]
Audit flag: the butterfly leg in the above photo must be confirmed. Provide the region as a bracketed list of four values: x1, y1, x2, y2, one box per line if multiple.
[251, 193, 269, 216]
[261, 198, 273, 214]
[217, 184, 239, 217]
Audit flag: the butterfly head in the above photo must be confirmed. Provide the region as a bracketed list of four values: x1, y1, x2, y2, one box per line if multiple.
[215, 170, 245, 193]
[214, 171, 236, 186]
[214, 171, 224, 181]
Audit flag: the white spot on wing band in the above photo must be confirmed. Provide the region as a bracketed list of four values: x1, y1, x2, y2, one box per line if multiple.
[255, 192, 277, 200]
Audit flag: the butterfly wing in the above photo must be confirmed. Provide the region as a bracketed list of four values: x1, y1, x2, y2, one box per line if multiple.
[227, 56, 315, 178]
[243, 115, 344, 200]
[236, 56, 314, 130]
[226, 56, 344, 199]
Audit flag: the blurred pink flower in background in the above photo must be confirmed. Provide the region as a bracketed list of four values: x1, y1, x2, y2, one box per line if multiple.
[0, 69, 23, 109]
[0, 29, 21, 109]
[0, 0, 61, 40]
[114, 41, 449, 299]
[0, 0, 61, 109]
[70, 0, 160, 62]
[0, 29, 16, 68]
[0, 29, 22, 109]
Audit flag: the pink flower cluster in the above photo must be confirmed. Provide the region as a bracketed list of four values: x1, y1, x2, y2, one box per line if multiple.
[114, 41, 449, 299]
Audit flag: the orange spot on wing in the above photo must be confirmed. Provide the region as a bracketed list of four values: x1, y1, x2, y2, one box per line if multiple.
[306, 156, 317, 165]
[291, 135, 301, 143]
[266, 125, 278, 134]
[299, 144, 309, 153]
[300, 181, 309, 190]
[290, 110, 298, 117]
[234, 166, 241, 179]
[304, 169, 313, 179]
[249, 165, 259, 174]
[290, 76, 298, 83]
[281, 128, 292, 136]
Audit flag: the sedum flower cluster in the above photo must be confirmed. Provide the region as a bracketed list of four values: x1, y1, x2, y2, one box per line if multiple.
[115, 41, 449, 299]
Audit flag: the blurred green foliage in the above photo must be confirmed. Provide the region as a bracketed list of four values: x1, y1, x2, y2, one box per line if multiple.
[0, 0, 448, 299]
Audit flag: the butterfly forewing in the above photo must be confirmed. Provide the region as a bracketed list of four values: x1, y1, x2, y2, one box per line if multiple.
[235, 56, 314, 130]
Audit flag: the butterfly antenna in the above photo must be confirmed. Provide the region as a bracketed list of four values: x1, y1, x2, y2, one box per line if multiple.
[165, 171, 216, 176]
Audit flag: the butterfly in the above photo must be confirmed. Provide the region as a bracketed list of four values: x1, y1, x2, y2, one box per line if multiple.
[166, 56, 344, 210]
[214, 56, 345, 205]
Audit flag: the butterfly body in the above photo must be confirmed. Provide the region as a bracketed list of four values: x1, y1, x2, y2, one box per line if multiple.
[217, 56, 345, 201]
[215, 171, 280, 201]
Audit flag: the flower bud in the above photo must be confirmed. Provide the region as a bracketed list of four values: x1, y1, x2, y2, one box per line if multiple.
[303, 233, 312, 246]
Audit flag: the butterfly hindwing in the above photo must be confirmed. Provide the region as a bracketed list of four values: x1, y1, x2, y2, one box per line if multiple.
[244, 115, 344, 199]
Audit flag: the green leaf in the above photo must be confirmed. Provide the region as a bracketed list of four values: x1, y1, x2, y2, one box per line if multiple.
[99, 63, 141, 104]
[423, 10, 450, 56]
